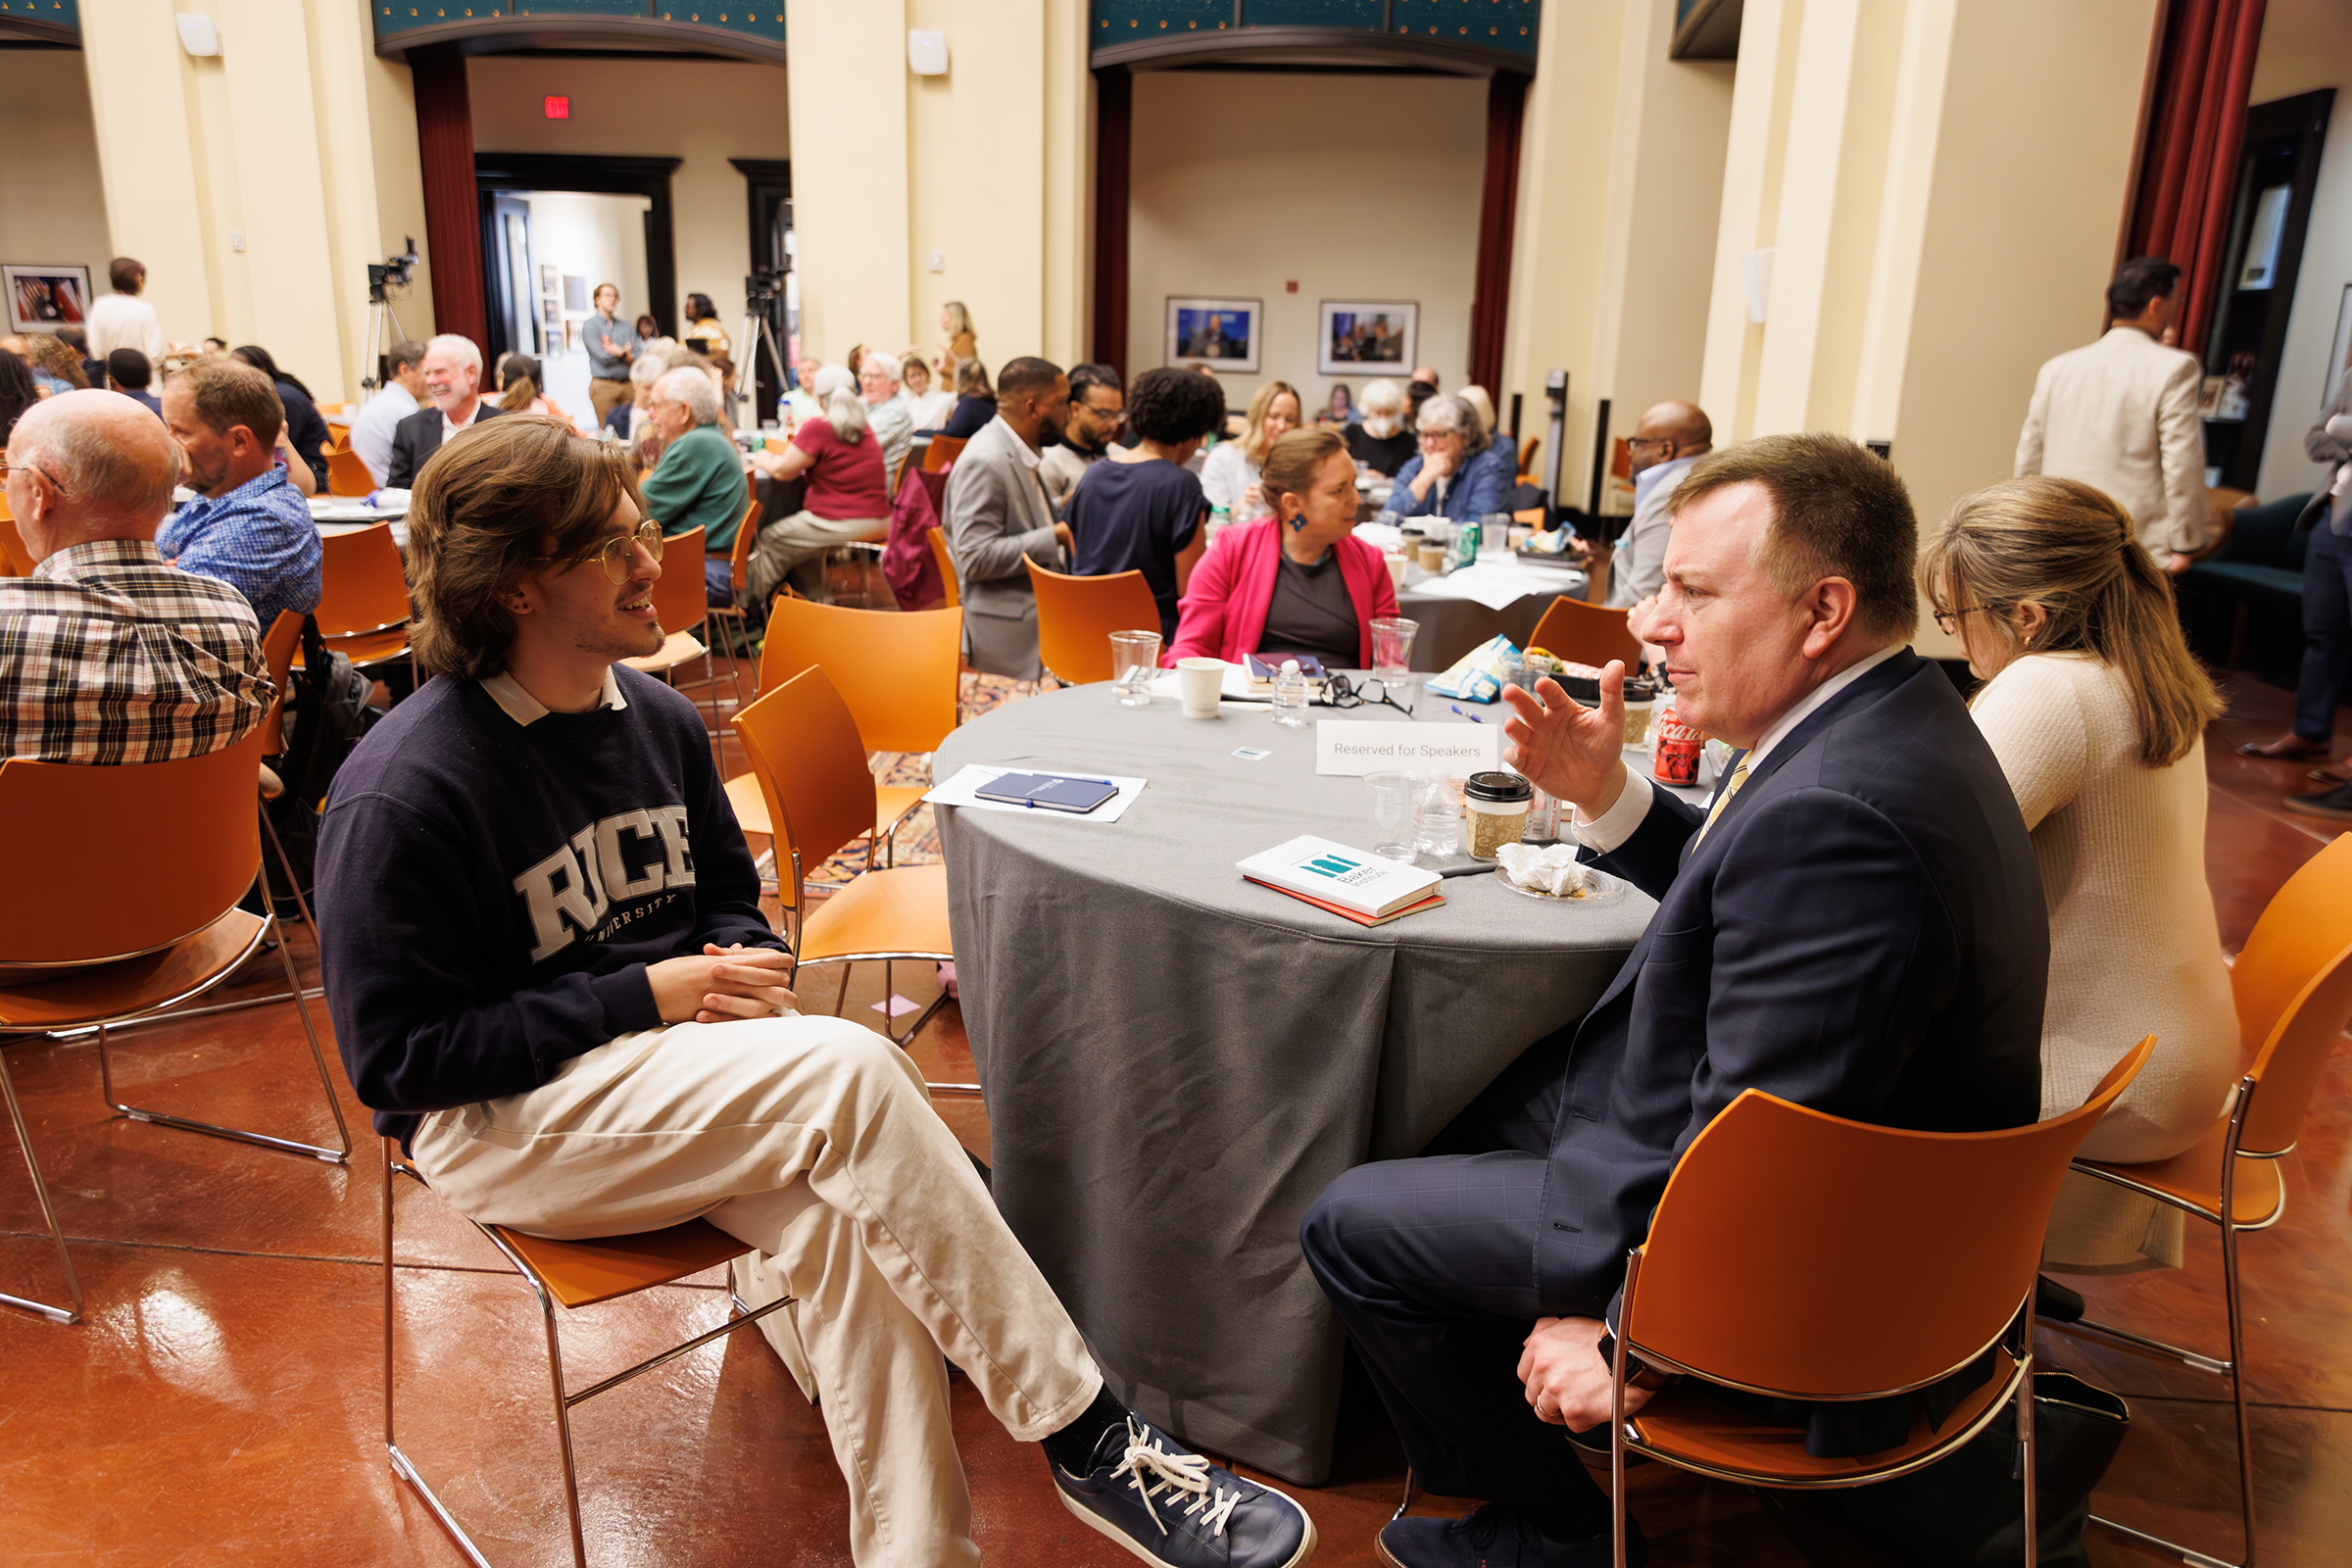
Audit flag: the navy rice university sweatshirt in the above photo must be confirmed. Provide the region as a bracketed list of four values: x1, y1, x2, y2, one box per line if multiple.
[316, 665, 785, 1146]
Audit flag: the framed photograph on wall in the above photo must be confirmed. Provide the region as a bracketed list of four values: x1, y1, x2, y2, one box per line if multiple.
[1318, 301, 1417, 376]
[563, 273, 588, 313]
[1165, 297, 1261, 373]
[4, 264, 93, 335]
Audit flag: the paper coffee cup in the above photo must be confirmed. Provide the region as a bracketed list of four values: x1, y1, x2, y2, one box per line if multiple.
[1177, 658, 1225, 718]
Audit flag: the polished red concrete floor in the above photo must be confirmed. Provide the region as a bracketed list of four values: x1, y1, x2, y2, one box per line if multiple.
[2, 672, 2345, 1565]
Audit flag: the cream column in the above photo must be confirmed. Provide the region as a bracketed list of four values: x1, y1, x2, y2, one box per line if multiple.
[1697, 0, 2157, 650]
[1502, 0, 1733, 509]
[787, 0, 913, 361]
[212, 0, 345, 401]
[78, 0, 216, 350]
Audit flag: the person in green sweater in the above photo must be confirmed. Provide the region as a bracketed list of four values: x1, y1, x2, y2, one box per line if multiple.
[640, 366, 750, 605]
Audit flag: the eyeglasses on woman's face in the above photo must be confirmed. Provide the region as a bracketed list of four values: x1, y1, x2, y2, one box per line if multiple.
[1932, 603, 2008, 637]
[530, 519, 664, 585]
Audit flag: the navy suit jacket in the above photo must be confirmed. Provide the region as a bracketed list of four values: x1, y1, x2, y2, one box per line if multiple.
[1533, 650, 2048, 1320]
[385, 402, 502, 490]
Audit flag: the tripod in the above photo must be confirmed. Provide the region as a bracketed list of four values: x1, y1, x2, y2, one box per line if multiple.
[731, 295, 790, 429]
[360, 294, 411, 401]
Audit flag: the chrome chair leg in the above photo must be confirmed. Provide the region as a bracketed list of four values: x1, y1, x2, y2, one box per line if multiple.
[1391, 1465, 1414, 1522]
[0, 1046, 83, 1324]
[96, 916, 351, 1164]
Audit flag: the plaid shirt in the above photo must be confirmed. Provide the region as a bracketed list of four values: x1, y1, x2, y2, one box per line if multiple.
[0, 538, 273, 765]
[158, 465, 323, 630]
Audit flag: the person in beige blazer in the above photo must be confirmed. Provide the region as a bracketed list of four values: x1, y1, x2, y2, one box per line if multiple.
[2016, 257, 2209, 570]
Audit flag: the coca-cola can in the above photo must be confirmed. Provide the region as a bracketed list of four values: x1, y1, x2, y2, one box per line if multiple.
[1652, 707, 1702, 787]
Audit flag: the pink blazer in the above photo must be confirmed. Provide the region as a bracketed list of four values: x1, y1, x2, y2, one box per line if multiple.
[1166, 518, 1400, 667]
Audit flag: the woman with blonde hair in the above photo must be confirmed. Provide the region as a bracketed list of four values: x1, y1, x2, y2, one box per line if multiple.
[936, 300, 976, 376]
[1923, 475, 2236, 1273]
[1200, 379, 1299, 521]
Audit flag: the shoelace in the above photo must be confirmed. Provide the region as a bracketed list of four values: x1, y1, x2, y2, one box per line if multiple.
[1109, 1422, 1246, 1539]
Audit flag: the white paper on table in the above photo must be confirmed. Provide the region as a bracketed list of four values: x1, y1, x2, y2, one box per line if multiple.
[1353, 520, 1403, 552]
[1313, 719, 1499, 777]
[1144, 662, 1267, 702]
[923, 762, 1149, 823]
[1406, 560, 1588, 612]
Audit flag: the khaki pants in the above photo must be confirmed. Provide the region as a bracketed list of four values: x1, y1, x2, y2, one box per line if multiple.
[411, 1014, 1102, 1568]
[743, 509, 889, 609]
[588, 376, 631, 426]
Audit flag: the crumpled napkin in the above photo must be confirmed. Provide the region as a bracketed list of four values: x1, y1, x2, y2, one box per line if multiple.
[1494, 842, 1589, 898]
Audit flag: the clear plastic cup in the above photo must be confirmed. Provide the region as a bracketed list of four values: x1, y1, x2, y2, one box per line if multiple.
[1108, 630, 1161, 707]
[1371, 616, 1418, 681]
[1365, 771, 1420, 861]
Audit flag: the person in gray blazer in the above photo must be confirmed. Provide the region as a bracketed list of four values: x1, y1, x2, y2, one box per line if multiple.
[942, 357, 1074, 679]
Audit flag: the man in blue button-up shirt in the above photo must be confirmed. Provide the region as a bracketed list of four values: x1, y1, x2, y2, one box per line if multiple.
[159, 358, 322, 630]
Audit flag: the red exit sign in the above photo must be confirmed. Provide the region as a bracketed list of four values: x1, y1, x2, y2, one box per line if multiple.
[544, 96, 570, 121]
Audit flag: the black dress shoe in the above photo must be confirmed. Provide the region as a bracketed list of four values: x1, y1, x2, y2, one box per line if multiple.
[1377, 1505, 1642, 1568]
[2284, 782, 2352, 822]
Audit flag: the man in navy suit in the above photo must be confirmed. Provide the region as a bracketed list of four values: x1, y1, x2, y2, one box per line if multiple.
[1301, 432, 2050, 1568]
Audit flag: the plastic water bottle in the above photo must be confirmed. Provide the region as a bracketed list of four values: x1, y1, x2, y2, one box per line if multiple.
[1272, 659, 1310, 728]
[1205, 504, 1232, 548]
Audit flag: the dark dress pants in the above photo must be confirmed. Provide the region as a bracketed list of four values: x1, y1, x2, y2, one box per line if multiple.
[1299, 1024, 1610, 1529]
[2294, 514, 2352, 744]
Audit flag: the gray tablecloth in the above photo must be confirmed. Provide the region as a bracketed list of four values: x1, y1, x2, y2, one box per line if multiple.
[935, 684, 1653, 1482]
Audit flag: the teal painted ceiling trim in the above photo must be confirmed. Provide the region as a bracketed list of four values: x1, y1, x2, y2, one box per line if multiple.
[1092, 0, 1538, 70]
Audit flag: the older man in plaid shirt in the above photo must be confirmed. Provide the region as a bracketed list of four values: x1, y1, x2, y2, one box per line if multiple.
[2, 390, 272, 764]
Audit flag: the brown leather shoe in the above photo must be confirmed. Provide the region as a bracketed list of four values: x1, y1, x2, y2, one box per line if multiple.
[2238, 734, 2333, 761]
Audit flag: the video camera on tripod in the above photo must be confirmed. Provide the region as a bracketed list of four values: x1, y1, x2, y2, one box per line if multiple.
[368, 239, 419, 305]
[361, 238, 420, 395]
[734, 268, 792, 427]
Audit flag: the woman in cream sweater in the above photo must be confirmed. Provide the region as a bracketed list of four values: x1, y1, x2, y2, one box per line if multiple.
[1923, 476, 2237, 1271]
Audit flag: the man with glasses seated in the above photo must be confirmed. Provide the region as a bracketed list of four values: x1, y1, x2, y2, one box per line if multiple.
[1606, 401, 1712, 610]
[314, 416, 1316, 1568]
[3, 390, 271, 764]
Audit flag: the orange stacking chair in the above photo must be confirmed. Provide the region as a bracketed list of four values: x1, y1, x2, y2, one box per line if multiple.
[325, 447, 375, 497]
[730, 667, 956, 1051]
[2060, 831, 2352, 1567]
[926, 525, 960, 609]
[1527, 594, 1642, 670]
[1025, 559, 1162, 685]
[0, 727, 353, 1325]
[305, 521, 413, 675]
[1600, 1040, 2153, 1568]
[384, 1140, 788, 1568]
[728, 599, 961, 869]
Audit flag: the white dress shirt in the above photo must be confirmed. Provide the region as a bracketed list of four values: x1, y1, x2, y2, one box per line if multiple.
[1572, 644, 1905, 854]
[85, 293, 167, 363]
[440, 398, 489, 448]
[348, 383, 420, 486]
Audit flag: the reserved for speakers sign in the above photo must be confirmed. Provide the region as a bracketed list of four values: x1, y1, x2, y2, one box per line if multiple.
[1312, 720, 1500, 778]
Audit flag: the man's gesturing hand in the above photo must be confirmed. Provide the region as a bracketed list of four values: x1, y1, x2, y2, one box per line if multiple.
[1517, 1315, 1657, 1431]
[648, 943, 799, 1025]
[1499, 662, 1632, 817]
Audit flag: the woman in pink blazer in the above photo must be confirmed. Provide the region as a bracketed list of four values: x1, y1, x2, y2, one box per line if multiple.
[1168, 426, 1399, 668]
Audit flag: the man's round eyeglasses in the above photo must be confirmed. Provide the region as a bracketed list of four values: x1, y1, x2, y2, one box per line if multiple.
[1314, 673, 1415, 715]
[1932, 604, 2006, 636]
[531, 520, 664, 584]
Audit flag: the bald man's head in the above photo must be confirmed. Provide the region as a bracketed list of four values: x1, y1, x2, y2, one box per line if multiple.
[1410, 367, 1440, 389]
[1634, 400, 1712, 451]
[5, 389, 181, 563]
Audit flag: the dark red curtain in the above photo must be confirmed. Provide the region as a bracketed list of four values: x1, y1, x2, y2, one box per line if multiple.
[2126, 0, 2268, 354]
[412, 45, 487, 352]
[1090, 67, 1133, 378]
[1467, 72, 1528, 394]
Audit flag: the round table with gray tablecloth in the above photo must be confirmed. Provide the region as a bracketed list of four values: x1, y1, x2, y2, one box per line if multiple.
[933, 681, 1655, 1484]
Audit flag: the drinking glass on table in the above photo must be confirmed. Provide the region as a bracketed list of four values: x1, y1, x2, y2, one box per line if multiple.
[1365, 771, 1420, 861]
[1371, 615, 1419, 709]
[1108, 630, 1161, 707]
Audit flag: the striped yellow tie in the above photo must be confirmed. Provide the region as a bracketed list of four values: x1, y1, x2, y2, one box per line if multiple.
[1695, 754, 1751, 845]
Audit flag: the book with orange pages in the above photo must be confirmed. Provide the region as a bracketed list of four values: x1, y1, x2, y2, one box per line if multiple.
[1243, 877, 1446, 927]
